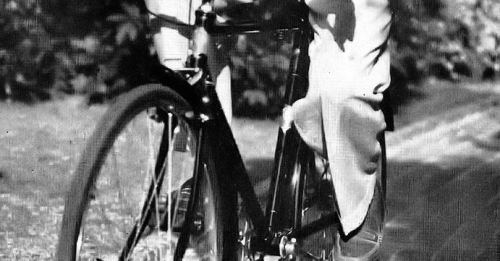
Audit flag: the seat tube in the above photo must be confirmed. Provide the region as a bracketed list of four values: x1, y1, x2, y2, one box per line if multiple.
[284, 18, 311, 105]
[192, 9, 212, 57]
[266, 10, 312, 235]
[191, 4, 221, 73]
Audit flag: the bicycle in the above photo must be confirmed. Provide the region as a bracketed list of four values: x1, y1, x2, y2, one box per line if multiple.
[56, 0, 341, 260]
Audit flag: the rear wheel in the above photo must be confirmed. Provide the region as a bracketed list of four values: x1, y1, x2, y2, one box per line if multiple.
[299, 153, 336, 260]
[56, 84, 230, 260]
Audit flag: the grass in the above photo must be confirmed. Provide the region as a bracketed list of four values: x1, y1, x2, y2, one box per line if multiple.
[0, 97, 106, 260]
[0, 79, 499, 259]
[0, 95, 279, 260]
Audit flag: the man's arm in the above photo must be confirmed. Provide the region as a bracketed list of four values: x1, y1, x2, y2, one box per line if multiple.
[215, 0, 254, 8]
[306, 0, 350, 15]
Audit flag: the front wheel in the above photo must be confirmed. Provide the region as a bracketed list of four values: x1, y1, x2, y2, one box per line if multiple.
[56, 84, 234, 260]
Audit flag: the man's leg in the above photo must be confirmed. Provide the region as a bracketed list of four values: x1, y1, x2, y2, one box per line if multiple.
[215, 65, 233, 123]
[146, 0, 232, 124]
[146, 0, 194, 69]
[295, 0, 391, 259]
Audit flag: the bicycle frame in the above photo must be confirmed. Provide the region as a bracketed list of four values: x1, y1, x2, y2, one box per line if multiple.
[148, 0, 340, 257]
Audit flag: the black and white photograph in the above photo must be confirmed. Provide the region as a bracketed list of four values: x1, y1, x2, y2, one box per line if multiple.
[0, 0, 499, 260]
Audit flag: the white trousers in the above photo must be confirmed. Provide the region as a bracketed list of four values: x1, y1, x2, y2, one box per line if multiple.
[294, 0, 391, 234]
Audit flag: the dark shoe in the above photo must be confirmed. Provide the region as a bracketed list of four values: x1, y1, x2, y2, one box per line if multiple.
[146, 178, 193, 230]
[332, 182, 384, 261]
[159, 179, 192, 231]
[332, 228, 382, 261]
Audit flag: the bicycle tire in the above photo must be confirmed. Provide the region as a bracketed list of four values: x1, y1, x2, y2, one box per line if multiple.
[299, 152, 336, 260]
[56, 84, 235, 260]
[288, 139, 336, 260]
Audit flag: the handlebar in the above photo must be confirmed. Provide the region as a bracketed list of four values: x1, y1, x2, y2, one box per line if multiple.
[205, 15, 303, 34]
[148, 1, 309, 35]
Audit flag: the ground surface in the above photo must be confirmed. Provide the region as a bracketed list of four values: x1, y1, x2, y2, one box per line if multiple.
[0, 80, 499, 260]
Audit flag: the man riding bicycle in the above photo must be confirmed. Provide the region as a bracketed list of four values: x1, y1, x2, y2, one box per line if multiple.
[145, 0, 392, 259]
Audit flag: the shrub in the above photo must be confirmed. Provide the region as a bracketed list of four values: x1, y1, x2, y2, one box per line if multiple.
[0, 0, 499, 112]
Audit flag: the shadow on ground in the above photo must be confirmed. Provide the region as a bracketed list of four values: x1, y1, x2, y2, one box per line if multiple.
[242, 155, 500, 261]
[244, 158, 275, 206]
[383, 157, 500, 261]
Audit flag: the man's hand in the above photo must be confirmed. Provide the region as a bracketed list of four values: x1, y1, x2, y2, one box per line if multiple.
[214, 0, 254, 11]
[306, 0, 352, 15]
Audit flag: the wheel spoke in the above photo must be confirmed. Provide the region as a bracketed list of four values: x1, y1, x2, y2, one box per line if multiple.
[174, 131, 204, 260]
[167, 112, 174, 258]
[120, 115, 171, 259]
[58, 86, 223, 261]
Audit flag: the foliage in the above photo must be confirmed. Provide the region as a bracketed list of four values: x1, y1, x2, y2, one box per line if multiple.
[390, 0, 500, 82]
[0, 0, 150, 102]
[0, 0, 499, 113]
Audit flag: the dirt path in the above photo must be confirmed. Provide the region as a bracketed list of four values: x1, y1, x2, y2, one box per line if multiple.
[382, 95, 500, 260]
[0, 81, 499, 259]
[232, 81, 500, 260]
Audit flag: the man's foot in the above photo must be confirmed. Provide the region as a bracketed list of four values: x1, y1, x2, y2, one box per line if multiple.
[158, 179, 192, 231]
[331, 229, 382, 261]
[331, 182, 384, 261]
